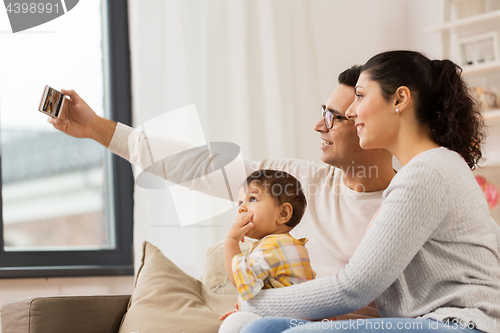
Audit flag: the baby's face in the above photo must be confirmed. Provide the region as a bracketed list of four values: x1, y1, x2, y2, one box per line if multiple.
[237, 182, 282, 239]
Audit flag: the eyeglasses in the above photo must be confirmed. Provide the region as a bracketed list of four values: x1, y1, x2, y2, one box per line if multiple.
[321, 105, 349, 129]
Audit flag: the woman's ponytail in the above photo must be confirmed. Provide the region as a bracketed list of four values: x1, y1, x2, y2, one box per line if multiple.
[429, 59, 484, 169]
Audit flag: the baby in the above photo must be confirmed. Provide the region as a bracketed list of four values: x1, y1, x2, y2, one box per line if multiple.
[219, 169, 316, 333]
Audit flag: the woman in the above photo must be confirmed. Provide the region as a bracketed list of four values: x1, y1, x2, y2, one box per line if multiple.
[238, 51, 500, 333]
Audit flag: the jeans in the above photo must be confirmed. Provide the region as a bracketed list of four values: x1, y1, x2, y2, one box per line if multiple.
[240, 317, 485, 333]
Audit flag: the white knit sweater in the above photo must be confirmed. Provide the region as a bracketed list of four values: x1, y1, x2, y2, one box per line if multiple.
[239, 147, 500, 333]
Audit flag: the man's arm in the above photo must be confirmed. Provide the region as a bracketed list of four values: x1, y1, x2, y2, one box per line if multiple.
[49, 90, 331, 202]
[91, 116, 117, 148]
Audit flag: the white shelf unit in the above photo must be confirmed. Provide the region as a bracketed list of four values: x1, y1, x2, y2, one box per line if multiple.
[424, 10, 500, 33]
[478, 158, 500, 167]
[427, 2, 500, 67]
[484, 108, 500, 120]
[426, 1, 500, 218]
[462, 60, 500, 74]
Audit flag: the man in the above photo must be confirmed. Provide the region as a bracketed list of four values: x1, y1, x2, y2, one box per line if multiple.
[49, 65, 396, 319]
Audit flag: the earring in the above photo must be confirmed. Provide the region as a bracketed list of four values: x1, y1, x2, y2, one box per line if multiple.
[395, 108, 399, 113]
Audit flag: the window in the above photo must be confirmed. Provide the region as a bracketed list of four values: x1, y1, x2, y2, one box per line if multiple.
[0, 0, 133, 277]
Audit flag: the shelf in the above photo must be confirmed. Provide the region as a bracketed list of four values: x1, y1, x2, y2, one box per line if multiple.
[426, 3, 500, 172]
[462, 61, 500, 75]
[425, 10, 500, 33]
[478, 158, 500, 168]
[484, 109, 500, 120]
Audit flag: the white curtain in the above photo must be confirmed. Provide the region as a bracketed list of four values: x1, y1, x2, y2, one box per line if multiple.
[126, 0, 439, 277]
[127, 0, 321, 277]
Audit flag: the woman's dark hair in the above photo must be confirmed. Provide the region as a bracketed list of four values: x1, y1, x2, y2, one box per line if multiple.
[338, 65, 362, 88]
[362, 50, 484, 169]
[245, 170, 307, 228]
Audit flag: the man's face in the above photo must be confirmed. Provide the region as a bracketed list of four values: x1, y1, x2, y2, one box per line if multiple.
[314, 84, 365, 168]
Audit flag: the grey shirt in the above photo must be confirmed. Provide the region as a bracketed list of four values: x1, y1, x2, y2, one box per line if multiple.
[241, 147, 500, 333]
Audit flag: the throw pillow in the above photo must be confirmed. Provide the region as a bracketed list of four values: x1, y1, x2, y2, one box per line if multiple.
[118, 241, 237, 333]
[200, 238, 255, 295]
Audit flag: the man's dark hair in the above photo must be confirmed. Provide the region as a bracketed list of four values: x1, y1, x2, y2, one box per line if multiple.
[244, 170, 307, 228]
[338, 65, 362, 87]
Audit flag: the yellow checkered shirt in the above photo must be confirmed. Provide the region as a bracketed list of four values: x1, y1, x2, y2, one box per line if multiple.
[232, 234, 316, 301]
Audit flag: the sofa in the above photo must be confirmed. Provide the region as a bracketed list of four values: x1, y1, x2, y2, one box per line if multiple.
[1, 295, 131, 333]
[1, 240, 379, 333]
[1, 240, 248, 333]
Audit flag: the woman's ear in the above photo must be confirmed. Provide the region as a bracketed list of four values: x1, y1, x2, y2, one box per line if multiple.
[278, 203, 293, 224]
[394, 86, 411, 112]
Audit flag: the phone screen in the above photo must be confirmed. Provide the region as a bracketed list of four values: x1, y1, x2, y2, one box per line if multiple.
[38, 85, 65, 118]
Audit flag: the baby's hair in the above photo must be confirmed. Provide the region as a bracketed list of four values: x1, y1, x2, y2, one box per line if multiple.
[244, 170, 307, 228]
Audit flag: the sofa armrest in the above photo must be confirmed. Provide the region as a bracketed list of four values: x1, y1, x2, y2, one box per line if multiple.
[1, 295, 130, 333]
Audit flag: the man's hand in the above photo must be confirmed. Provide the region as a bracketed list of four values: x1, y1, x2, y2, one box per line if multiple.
[48, 89, 117, 147]
[219, 303, 240, 321]
[227, 213, 253, 243]
[48, 89, 97, 139]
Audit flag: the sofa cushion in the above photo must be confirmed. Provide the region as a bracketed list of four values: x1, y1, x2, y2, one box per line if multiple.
[118, 241, 237, 333]
[200, 238, 255, 295]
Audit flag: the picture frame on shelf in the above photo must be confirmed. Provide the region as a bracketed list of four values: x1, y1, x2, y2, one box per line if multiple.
[458, 31, 499, 67]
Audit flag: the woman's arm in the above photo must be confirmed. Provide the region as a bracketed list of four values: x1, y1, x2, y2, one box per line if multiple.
[240, 162, 449, 319]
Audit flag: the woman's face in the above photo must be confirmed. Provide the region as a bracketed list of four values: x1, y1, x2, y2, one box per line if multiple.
[345, 72, 398, 150]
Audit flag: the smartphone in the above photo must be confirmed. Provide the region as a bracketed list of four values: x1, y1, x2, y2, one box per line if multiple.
[38, 85, 67, 118]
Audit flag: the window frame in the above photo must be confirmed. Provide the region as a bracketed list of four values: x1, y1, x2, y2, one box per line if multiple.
[0, 0, 134, 278]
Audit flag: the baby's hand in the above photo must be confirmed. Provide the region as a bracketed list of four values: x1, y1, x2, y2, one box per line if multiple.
[227, 213, 253, 242]
[219, 303, 240, 321]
